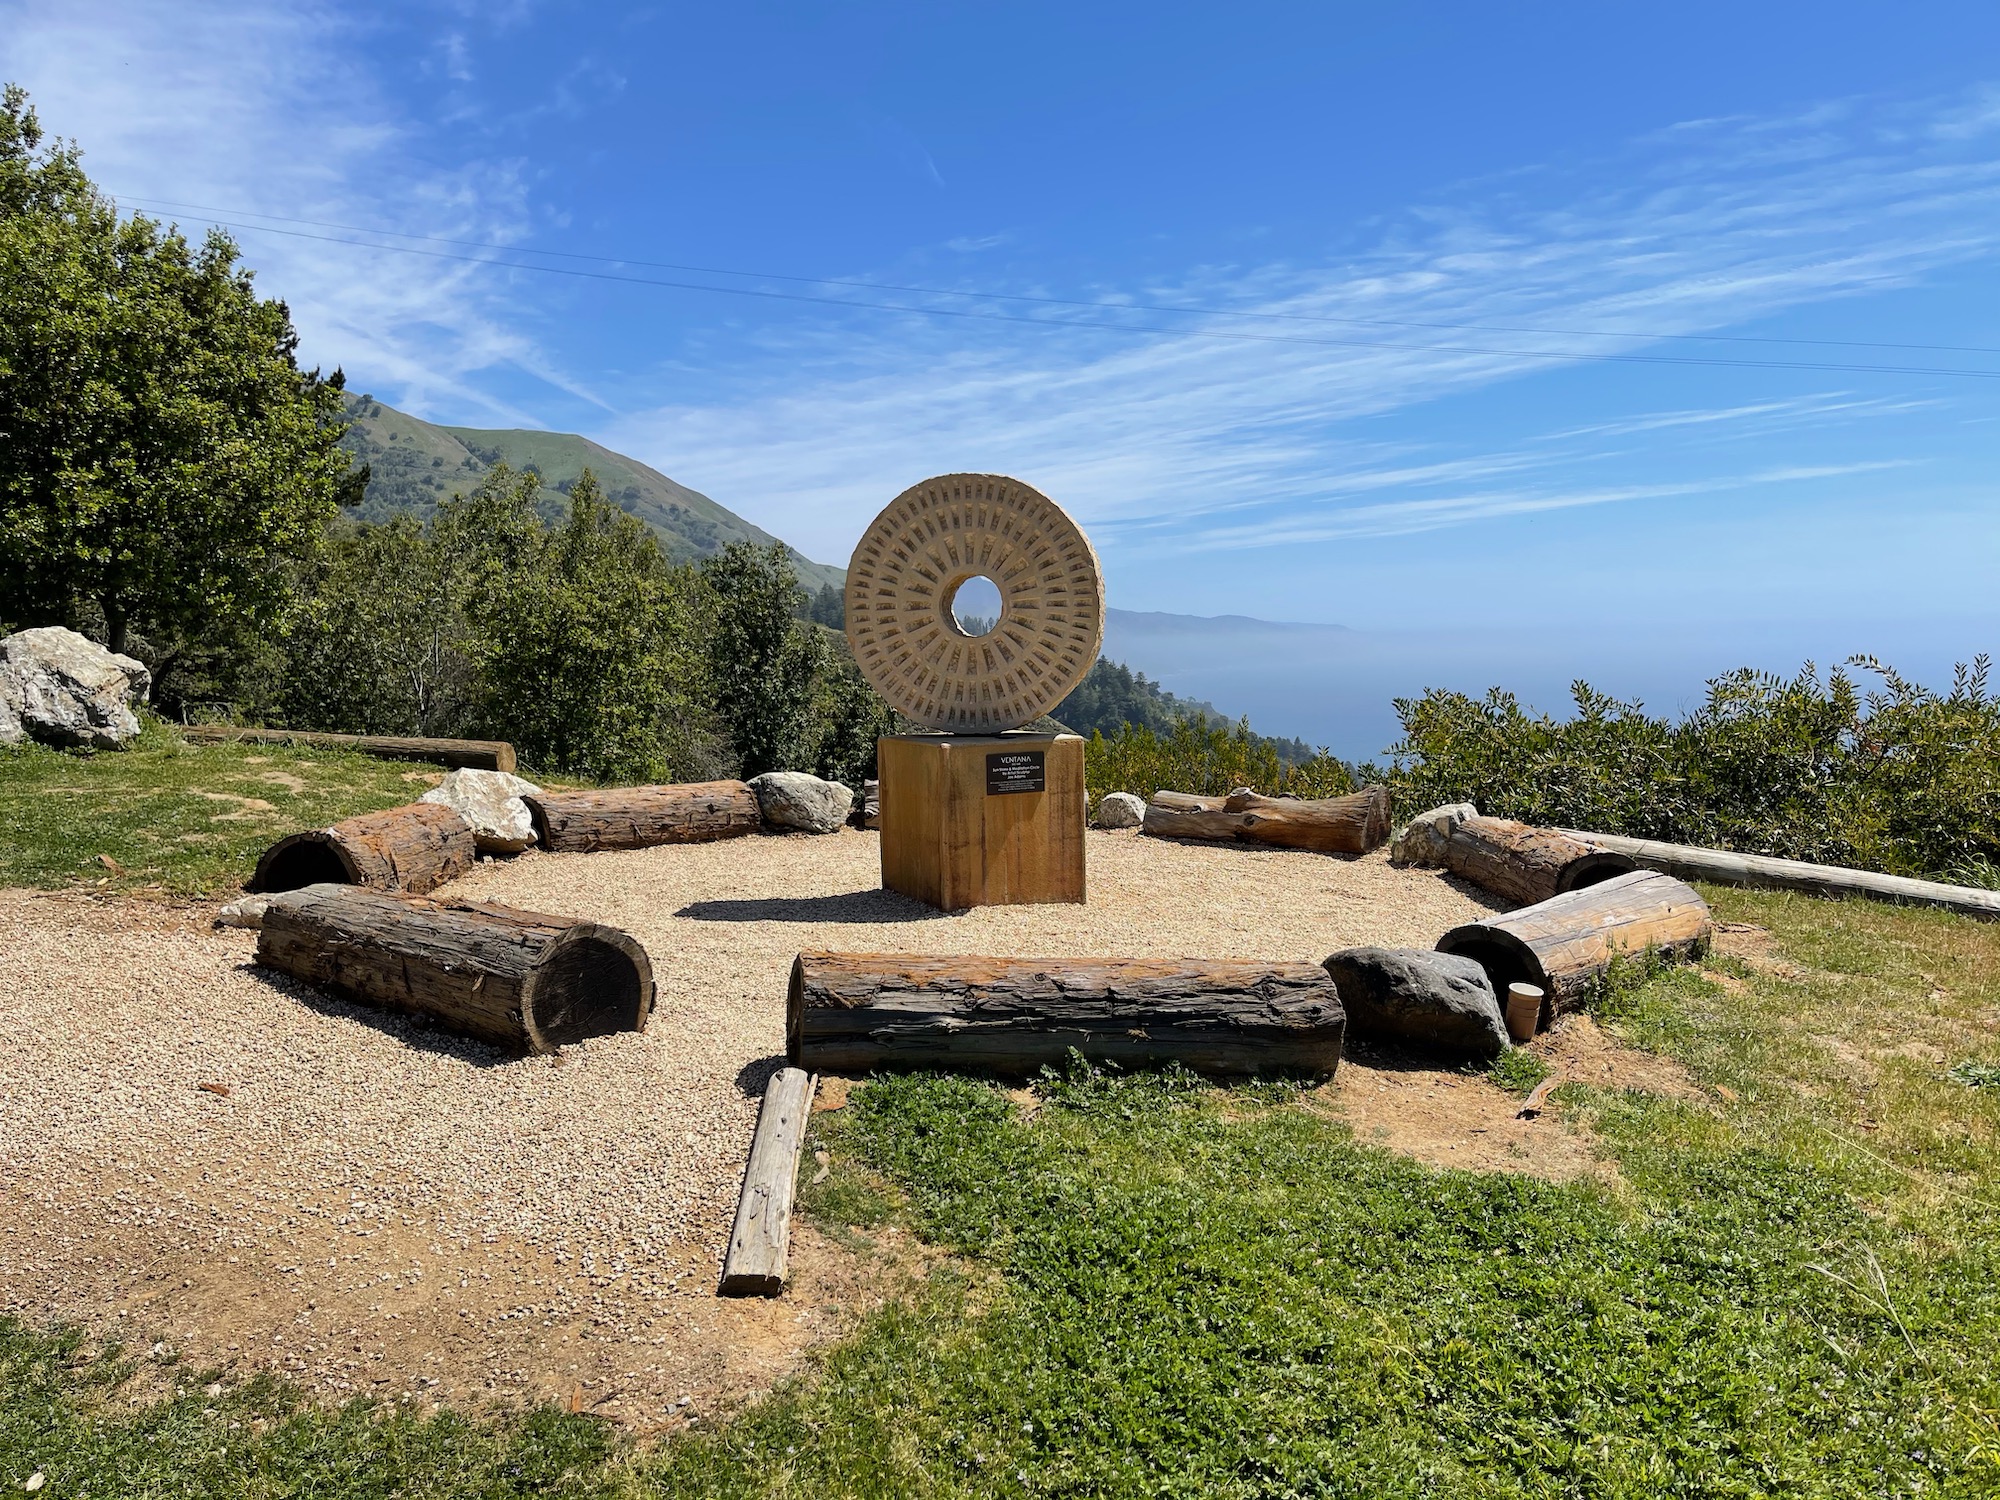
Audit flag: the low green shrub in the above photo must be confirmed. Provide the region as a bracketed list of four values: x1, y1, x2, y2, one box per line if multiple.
[1084, 715, 1357, 807]
[1384, 655, 2000, 880]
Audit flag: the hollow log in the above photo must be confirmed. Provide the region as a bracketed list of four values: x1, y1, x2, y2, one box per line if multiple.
[1434, 869, 1712, 1030]
[1141, 786, 1392, 854]
[788, 951, 1345, 1077]
[720, 1067, 814, 1297]
[179, 725, 515, 772]
[250, 802, 474, 895]
[525, 780, 762, 853]
[1558, 829, 2000, 922]
[1442, 815, 1636, 905]
[256, 882, 654, 1053]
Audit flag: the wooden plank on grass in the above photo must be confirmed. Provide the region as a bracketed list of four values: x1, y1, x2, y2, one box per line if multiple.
[1560, 830, 2000, 922]
[720, 1067, 815, 1297]
[179, 725, 516, 772]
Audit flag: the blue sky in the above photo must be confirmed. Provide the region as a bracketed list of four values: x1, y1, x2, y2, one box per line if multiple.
[4, 2, 1999, 728]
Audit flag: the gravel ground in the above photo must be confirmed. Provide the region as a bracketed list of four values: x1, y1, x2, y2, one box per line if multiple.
[1, 828, 1501, 1425]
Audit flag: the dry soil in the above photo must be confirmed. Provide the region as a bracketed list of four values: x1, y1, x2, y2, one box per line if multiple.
[1, 829, 1687, 1429]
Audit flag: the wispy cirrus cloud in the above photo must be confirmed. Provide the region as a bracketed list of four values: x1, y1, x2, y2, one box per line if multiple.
[600, 88, 2000, 561]
[0, 0, 581, 421]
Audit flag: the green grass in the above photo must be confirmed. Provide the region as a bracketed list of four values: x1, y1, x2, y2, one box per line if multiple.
[0, 722, 441, 895]
[8, 887, 2000, 1495]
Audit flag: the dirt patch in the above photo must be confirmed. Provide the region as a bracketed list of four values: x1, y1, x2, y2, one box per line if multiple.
[1321, 1015, 1701, 1182]
[247, 770, 308, 794]
[1, 834, 1498, 1426]
[1714, 922, 1819, 983]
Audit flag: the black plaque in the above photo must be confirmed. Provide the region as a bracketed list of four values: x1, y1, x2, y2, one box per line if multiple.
[986, 750, 1046, 795]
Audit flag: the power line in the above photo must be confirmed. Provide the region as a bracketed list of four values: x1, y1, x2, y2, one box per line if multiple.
[122, 200, 2000, 381]
[114, 190, 2000, 360]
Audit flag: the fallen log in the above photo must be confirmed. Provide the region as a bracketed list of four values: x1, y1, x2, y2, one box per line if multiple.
[788, 952, 1345, 1077]
[250, 802, 474, 895]
[719, 1067, 815, 1297]
[1150, 790, 1227, 811]
[1435, 869, 1712, 1031]
[1559, 830, 2000, 922]
[256, 883, 654, 1053]
[525, 780, 762, 853]
[1442, 815, 1636, 905]
[1223, 786, 1392, 854]
[1140, 799, 1254, 841]
[180, 724, 515, 772]
[1141, 786, 1393, 854]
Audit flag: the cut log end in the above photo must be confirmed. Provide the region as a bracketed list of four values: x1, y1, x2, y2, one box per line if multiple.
[1554, 850, 1642, 894]
[250, 832, 359, 893]
[522, 926, 656, 1049]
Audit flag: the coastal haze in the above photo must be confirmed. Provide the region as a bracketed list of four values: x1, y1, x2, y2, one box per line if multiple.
[1105, 608, 2000, 762]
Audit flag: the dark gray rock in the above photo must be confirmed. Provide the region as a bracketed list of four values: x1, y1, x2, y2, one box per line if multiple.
[1321, 946, 1508, 1058]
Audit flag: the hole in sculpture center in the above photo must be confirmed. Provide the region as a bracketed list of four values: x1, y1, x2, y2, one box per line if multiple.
[950, 575, 1003, 636]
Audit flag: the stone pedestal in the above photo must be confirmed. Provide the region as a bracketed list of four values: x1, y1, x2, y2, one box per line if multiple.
[877, 732, 1086, 910]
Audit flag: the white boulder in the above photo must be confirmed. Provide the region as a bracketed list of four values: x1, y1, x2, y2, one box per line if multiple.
[749, 771, 854, 834]
[1094, 791, 1146, 829]
[214, 894, 271, 930]
[0, 626, 151, 749]
[1389, 802, 1477, 868]
[419, 768, 543, 854]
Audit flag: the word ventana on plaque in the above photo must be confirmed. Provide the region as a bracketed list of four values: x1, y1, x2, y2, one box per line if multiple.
[987, 750, 1046, 795]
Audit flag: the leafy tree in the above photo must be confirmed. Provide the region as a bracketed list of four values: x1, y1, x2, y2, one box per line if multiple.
[810, 647, 895, 789]
[805, 581, 845, 629]
[0, 83, 358, 673]
[703, 541, 827, 777]
[470, 469, 712, 782]
[280, 465, 540, 738]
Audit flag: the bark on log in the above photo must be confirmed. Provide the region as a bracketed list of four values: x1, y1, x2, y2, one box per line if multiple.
[1442, 815, 1636, 905]
[525, 781, 762, 853]
[1558, 830, 2000, 922]
[1140, 801, 1257, 841]
[788, 952, 1345, 1077]
[180, 725, 515, 772]
[256, 882, 654, 1053]
[250, 802, 474, 895]
[1141, 786, 1392, 854]
[1435, 869, 1713, 1031]
[1222, 786, 1392, 853]
[719, 1067, 814, 1297]
[1150, 790, 1228, 811]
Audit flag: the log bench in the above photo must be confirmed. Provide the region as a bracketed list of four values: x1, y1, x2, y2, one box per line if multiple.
[788, 951, 1346, 1077]
[250, 803, 474, 895]
[256, 883, 654, 1053]
[1435, 869, 1712, 1030]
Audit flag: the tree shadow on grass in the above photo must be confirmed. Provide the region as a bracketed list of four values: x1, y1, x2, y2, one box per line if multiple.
[675, 890, 952, 924]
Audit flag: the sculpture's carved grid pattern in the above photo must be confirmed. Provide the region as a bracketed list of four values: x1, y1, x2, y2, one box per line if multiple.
[845, 474, 1105, 733]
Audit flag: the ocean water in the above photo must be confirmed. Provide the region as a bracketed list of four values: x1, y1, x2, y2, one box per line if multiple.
[1099, 610, 2000, 764]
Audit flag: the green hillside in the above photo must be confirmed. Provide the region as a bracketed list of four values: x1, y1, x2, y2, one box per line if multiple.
[338, 394, 845, 592]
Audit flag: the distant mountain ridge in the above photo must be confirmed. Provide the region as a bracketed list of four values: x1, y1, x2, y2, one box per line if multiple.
[337, 395, 846, 593]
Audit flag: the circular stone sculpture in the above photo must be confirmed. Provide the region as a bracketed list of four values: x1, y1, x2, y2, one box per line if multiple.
[845, 473, 1105, 733]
